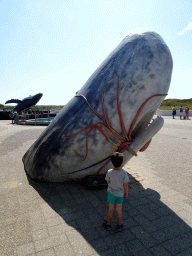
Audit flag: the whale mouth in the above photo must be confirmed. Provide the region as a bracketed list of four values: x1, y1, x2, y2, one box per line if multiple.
[63, 113, 158, 177]
[131, 111, 156, 139]
[66, 115, 164, 178]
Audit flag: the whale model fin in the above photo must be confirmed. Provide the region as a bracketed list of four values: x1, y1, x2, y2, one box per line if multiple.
[5, 99, 22, 104]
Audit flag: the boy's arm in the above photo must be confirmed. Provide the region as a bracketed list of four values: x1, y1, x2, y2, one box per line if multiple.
[123, 182, 128, 199]
[105, 171, 110, 185]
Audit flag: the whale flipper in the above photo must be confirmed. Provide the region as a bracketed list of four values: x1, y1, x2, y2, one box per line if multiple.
[5, 99, 22, 104]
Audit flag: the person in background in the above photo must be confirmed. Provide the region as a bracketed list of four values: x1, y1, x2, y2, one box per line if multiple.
[14, 111, 19, 124]
[21, 111, 25, 121]
[26, 111, 29, 120]
[28, 109, 32, 116]
[185, 106, 189, 120]
[179, 105, 184, 120]
[10, 110, 14, 124]
[13, 110, 17, 123]
[172, 105, 176, 119]
[31, 111, 35, 118]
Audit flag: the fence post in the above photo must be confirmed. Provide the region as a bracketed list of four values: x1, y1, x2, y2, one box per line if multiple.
[48, 109, 49, 123]
[35, 108, 36, 126]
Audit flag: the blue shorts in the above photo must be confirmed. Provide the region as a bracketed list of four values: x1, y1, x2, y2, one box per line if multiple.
[107, 192, 124, 204]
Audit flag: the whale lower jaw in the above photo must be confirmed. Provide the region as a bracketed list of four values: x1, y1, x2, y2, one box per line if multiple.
[69, 116, 163, 181]
[34, 116, 163, 182]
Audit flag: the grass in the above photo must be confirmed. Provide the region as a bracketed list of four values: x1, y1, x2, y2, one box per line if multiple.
[1, 98, 192, 111]
[0, 104, 64, 111]
[31, 105, 64, 111]
[159, 98, 192, 110]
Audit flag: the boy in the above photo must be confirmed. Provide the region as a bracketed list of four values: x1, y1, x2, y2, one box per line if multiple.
[103, 152, 129, 232]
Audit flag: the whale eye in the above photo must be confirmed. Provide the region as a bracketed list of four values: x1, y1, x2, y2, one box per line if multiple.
[149, 74, 155, 79]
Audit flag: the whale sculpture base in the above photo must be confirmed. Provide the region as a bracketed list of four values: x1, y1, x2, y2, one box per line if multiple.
[85, 174, 107, 188]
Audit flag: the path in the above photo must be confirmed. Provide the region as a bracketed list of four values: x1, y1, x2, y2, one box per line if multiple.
[0, 118, 192, 255]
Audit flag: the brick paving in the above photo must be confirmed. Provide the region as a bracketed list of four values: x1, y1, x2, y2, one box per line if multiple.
[0, 119, 192, 255]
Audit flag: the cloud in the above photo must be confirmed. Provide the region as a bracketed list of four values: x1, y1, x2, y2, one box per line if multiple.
[178, 21, 192, 35]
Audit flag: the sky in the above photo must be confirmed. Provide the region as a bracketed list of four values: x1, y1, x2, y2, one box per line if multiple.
[0, 0, 192, 106]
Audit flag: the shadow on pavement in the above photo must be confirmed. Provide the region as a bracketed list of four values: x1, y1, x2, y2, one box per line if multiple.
[27, 173, 192, 256]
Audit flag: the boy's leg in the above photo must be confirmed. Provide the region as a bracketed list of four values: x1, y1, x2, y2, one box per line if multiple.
[107, 203, 115, 225]
[116, 203, 122, 226]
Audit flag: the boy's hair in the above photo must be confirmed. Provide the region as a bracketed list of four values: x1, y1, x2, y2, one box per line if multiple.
[111, 152, 124, 167]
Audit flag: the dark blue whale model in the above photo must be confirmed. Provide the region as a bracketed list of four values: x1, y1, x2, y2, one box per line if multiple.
[5, 93, 43, 112]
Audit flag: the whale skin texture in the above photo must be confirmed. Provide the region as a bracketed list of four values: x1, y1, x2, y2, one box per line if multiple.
[22, 31, 173, 182]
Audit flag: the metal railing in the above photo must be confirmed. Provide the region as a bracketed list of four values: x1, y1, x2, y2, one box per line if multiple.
[15, 109, 55, 125]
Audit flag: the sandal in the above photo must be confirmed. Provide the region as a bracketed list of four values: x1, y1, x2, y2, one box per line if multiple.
[116, 224, 123, 232]
[103, 220, 111, 231]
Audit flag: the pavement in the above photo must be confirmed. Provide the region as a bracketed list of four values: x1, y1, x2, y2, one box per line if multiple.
[0, 118, 192, 256]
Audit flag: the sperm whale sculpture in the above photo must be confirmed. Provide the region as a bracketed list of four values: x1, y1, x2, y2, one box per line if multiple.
[23, 31, 173, 182]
